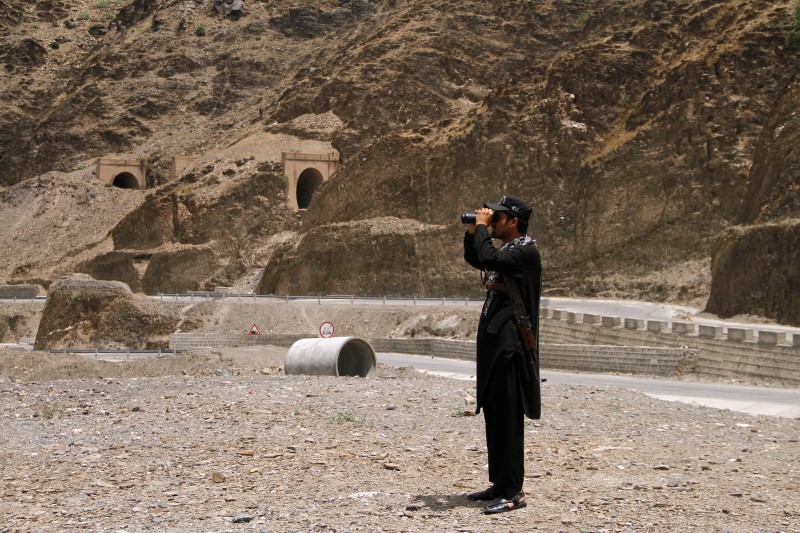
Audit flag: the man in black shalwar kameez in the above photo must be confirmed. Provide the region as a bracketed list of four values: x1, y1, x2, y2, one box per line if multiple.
[463, 195, 542, 514]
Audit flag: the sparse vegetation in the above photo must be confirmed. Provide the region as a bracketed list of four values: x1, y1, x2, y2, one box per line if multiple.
[196, 25, 206, 37]
[450, 406, 468, 417]
[41, 401, 64, 420]
[97, 0, 109, 7]
[329, 411, 363, 424]
[74, 162, 88, 170]
[79, 11, 90, 20]
[788, 0, 800, 51]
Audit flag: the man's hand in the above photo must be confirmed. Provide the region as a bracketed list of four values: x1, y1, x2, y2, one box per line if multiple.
[475, 207, 494, 227]
[467, 207, 493, 234]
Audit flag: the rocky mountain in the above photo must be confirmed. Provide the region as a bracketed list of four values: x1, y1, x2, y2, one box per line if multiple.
[1, 0, 798, 323]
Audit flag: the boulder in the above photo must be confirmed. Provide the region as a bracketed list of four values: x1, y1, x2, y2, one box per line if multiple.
[705, 221, 800, 326]
[34, 274, 178, 349]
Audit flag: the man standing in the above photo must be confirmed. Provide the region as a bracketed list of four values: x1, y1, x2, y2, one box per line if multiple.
[463, 195, 542, 514]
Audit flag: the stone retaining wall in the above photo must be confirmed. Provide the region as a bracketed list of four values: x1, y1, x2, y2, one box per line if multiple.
[540, 312, 800, 386]
[544, 309, 800, 347]
[170, 333, 312, 350]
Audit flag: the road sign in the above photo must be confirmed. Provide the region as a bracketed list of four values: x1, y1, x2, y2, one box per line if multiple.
[319, 321, 334, 338]
[248, 323, 261, 336]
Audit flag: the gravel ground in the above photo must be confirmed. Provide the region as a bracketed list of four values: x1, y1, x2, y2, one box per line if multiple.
[1, 347, 799, 532]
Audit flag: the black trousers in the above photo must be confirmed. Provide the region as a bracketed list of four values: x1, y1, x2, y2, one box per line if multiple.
[483, 363, 525, 499]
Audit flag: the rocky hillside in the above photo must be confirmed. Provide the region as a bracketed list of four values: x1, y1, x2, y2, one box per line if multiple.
[1, 0, 799, 322]
[705, 69, 800, 323]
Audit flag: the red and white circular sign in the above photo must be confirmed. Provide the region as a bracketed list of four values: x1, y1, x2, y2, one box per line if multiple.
[319, 321, 335, 338]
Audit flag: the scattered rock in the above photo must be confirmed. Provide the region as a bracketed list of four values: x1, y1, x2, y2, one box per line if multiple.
[232, 513, 253, 523]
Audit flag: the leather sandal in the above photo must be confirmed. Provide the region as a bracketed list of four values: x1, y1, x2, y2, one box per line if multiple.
[466, 486, 499, 501]
[483, 491, 526, 514]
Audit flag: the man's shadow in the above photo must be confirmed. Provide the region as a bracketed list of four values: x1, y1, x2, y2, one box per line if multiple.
[411, 493, 481, 512]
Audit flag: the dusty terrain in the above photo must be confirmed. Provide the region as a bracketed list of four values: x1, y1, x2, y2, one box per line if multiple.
[1, 346, 799, 532]
[2, 4, 800, 523]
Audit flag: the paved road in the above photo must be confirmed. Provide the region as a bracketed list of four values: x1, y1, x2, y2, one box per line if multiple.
[144, 294, 800, 337]
[378, 353, 800, 419]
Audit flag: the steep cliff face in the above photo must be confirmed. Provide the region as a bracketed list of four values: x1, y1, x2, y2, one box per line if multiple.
[0, 0, 376, 186]
[1, 0, 799, 318]
[279, 0, 798, 299]
[705, 82, 800, 324]
[737, 82, 800, 225]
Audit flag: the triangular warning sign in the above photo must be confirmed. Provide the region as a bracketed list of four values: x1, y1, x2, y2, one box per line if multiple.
[248, 323, 261, 336]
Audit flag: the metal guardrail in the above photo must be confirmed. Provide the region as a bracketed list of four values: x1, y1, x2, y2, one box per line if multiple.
[156, 292, 479, 306]
[45, 348, 189, 359]
[0, 296, 47, 302]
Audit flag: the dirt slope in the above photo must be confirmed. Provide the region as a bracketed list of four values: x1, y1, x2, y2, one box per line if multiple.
[1, 0, 799, 321]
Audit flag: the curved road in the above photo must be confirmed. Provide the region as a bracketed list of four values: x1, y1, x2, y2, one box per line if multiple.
[378, 353, 800, 419]
[148, 293, 800, 337]
[8, 294, 798, 416]
[4, 344, 797, 417]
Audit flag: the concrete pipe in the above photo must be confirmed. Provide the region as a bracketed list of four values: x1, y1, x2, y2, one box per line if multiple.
[285, 337, 376, 377]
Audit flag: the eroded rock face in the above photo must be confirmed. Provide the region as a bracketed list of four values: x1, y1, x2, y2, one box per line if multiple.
[34, 274, 178, 349]
[140, 244, 219, 294]
[705, 221, 800, 325]
[704, 83, 800, 324]
[76, 251, 143, 292]
[75, 161, 297, 294]
[737, 83, 800, 226]
[0, 173, 147, 288]
[257, 217, 478, 297]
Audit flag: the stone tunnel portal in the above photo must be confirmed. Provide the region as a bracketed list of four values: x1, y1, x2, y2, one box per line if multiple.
[112, 172, 140, 189]
[95, 158, 147, 190]
[297, 168, 324, 209]
[282, 151, 340, 210]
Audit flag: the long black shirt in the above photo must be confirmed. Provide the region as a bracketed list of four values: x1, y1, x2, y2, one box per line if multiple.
[464, 225, 542, 419]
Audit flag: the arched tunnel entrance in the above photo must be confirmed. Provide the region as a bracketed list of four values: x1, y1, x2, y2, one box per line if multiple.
[282, 151, 339, 210]
[112, 172, 141, 189]
[296, 168, 324, 209]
